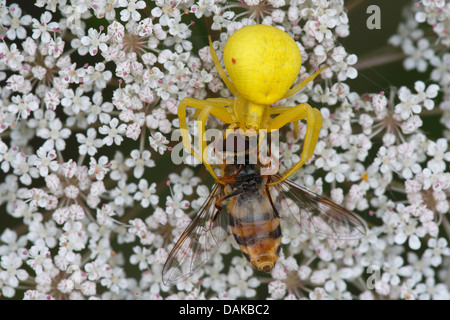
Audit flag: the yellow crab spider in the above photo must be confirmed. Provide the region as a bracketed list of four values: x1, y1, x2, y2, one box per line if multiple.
[178, 24, 326, 185]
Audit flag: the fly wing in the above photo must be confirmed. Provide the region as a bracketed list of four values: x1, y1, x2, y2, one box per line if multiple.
[162, 184, 229, 285]
[270, 176, 367, 239]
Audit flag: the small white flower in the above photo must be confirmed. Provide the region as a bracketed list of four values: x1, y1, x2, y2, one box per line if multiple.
[381, 256, 411, 286]
[99, 118, 127, 146]
[401, 115, 423, 134]
[244, 0, 260, 6]
[309, 287, 329, 300]
[168, 168, 201, 196]
[26, 240, 52, 274]
[130, 246, 153, 270]
[85, 258, 111, 281]
[429, 53, 450, 85]
[119, 0, 146, 22]
[414, 277, 450, 300]
[61, 87, 91, 114]
[80, 27, 109, 56]
[125, 150, 155, 179]
[11, 152, 39, 185]
[149, 131, 169, 155]
[110, 179, 136, 207]
[48, 37, 64, 58]
[76, 128, 103, 156]
[87, 92, 113, 124]
[166, 192, 189, 218]
[84, 62, 112, 89]
[8, 93, 39, 120]
[93, 0, 120, 21]
[138, 17, 154, 36]
[280, 142, 301, 171]
[393, 215, 426, 250]
[58, 221, 87, 262]
[88, 155, 110, 180]
[402, 38, 434, 72]
[394, 142, 422, 179]
[426, 138, 450, 172]
[37, 118, 71, 151]
[320, 152, 349, 183]
[395, 87, 421, 120]
[33, 145, 59, 177]
[100, 267, 128, 294]
[191, 0, 220, 19]
[2, 4, 32, 40]
[107, 20, 125, 41]
[43, 90, 60, 111]
[0, 252, 29, 288]
[424, 238, 450, 267]
[268, 280, 286, 299]
[330, 48, 358, 81]
[134, 179, 159, 208]
[31, 11, 59, 43]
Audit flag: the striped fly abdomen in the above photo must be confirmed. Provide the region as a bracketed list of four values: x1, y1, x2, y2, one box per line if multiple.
[228, 193, 282, 273]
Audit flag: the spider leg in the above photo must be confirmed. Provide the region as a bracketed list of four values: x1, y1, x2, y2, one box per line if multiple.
[268, 107, 292, 114]
[266, 103, 323, 186]
[267, 107, 300, 138]
[178, 98, 234, 183]
[209, 36, 240, 97]
[281, 66, 328, 100]
[189, 98, 234, 120]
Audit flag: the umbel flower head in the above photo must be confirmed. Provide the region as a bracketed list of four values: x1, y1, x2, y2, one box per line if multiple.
[0, 0, 449, 300]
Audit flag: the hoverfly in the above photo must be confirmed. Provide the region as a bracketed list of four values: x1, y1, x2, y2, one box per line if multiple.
[162, 132, 367, 285]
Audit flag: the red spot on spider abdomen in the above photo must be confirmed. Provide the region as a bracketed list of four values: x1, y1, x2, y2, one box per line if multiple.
[232, 58, 236, 64]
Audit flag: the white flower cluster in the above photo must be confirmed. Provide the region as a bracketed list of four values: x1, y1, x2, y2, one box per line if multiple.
[389, 0, 450, 140]
[0, 0, 449, 300]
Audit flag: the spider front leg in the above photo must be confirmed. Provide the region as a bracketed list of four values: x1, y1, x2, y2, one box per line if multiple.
[266, 103, 323, 186]
[269, 66, 326, 139]
[209, 36, 240, 97]
[178, 97, 235, 183]
[281, 66, 328, 100]
[268, 106, 302, 138]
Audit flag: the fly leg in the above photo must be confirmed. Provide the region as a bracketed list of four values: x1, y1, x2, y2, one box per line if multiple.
[265, 187, 281, 220]
[212, 189, 243, 222]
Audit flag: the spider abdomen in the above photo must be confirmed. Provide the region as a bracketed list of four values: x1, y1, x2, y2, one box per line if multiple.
[223, 25, 302, 105]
